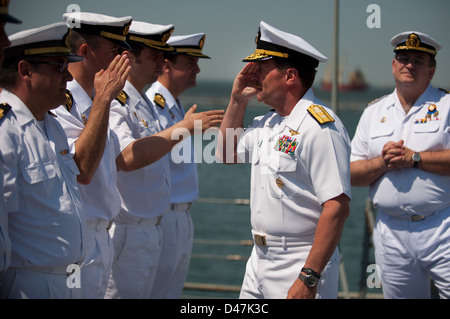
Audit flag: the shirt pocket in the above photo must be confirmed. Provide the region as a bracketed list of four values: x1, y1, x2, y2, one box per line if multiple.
[22, 161, 56, 184]
[267, 152, 297, 199]
[412, 122, 441, 150]
[412, 122, 440, 133]
[369, 125, 394, 139]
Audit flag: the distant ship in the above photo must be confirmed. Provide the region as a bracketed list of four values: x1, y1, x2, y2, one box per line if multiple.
[320, 57, 369, 92]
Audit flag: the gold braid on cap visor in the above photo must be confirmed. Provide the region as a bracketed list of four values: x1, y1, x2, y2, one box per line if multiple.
[245, 49, 289, 60]
[128, 35, 173, 51]
[24, 46, 72, 55]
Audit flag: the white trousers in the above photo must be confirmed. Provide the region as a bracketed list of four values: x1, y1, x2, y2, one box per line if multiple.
[80, 220, 114, 299]
[239, 241, 340, 299]
[0, 267, 81, 299]
[150, 208, 193, 298]
[373, 207, 450, 299]
[105, 218, 162, 299]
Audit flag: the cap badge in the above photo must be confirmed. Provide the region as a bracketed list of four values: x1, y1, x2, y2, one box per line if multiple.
[406, 33, 420, 49]
[123, 22, 131, 36]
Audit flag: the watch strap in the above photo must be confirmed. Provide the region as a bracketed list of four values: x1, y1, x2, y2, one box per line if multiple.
[301, 267, 321, 279]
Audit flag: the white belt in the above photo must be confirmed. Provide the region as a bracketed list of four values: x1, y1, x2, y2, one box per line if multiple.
[20, 265, 75, 276]
[170, 203, 191, 211]
[252, 230, 314, 248]
[115, 215, 162, 226]
[87, 219, 112, 231]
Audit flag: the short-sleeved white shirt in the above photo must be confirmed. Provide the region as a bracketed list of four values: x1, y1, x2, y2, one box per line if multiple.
[0, 89, 86, 268]
[351, 85, 450, 217]
[237, 89, 351, 237]
[146, 81, 199, 204]
[0, 160, 11, 272]
[53, 80, 121, 222]
[109, 81, 171, 218]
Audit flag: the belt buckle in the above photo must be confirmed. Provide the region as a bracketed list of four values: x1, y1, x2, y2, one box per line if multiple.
[254, 234, 267, 247]
[411, 215, 425, 222]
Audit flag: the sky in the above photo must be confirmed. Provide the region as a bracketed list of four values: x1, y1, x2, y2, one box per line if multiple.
[6, 0, 450, 88]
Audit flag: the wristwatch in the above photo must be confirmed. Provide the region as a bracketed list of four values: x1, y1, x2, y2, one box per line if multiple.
[412, 152, 421, 168]
[298, 267, 321, 288]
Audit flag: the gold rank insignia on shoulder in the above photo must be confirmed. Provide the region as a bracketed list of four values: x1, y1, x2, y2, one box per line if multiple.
[154, 93, 165, 108]
[65, 89, 73, 112]
[0, 103, 11, 121]
[115, 90, 128, 106]
[367, 95, 387, 106]
[307, 104, 334, 125]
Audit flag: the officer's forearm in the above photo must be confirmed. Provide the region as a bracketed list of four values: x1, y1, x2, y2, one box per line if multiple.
[417, 149, 450, 175]
[216, 97, 247, 164]
[350, 157, 387, 187]
[302, 194, 350, 274]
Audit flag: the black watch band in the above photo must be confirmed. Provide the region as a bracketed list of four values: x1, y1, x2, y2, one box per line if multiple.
[301, 267, 321, 279]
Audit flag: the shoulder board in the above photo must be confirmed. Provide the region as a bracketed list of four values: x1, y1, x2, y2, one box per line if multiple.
[115, 90, 129, 106]
[307, 104, 334, 125]
[154, 93, 165, 108]
[65, 89, 73, 112]
[439, 88, 450, 94]
[367, 95, 387, 106]
[0, 103, 11, 121]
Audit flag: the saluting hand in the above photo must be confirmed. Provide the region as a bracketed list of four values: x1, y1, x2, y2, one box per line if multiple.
[94, 53, 131, 103]
[231, 62, 262, 104]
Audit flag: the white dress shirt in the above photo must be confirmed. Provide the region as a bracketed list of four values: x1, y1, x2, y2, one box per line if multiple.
[0, 89, 86, 269]
[237, 88, 352, 237]
[53, 80, 121, 222]
[110, 81, 171, 219]
[351, 85, 450, 217]
[146, 81, 199, 204]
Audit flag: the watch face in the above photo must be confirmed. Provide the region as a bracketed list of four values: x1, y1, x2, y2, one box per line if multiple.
[412, 153, 420, 161]
[305, 275, 319, 287]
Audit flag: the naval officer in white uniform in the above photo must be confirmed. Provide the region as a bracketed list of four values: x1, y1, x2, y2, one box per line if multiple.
[217, 21, 351, 299]
[0, 0, 21, 280]
[351, 31, 450, 299]
[53, 12, 131, 298]
[146, 32, 211, 298]
[0, 22, 86, 298]
[106, 22, 223, 299]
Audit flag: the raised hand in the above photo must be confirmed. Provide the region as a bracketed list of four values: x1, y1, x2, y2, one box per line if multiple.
[94, 53, 131, 103]
[182, 104, 225, 133]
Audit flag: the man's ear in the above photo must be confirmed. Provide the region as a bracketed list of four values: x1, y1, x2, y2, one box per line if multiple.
[78, 42, 89, 58]
[17, 60, 32, 80]
[285, 67, 298, 85]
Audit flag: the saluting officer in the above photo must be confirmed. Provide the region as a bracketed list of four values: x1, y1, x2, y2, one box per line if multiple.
[0, 22, 86, 298]
[53, 12, 131, 299]
[146, 32, 211, 299]
[106, 21, 222, 299]
[216, 21, 351, 299]
[351, 31, 450, 298]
